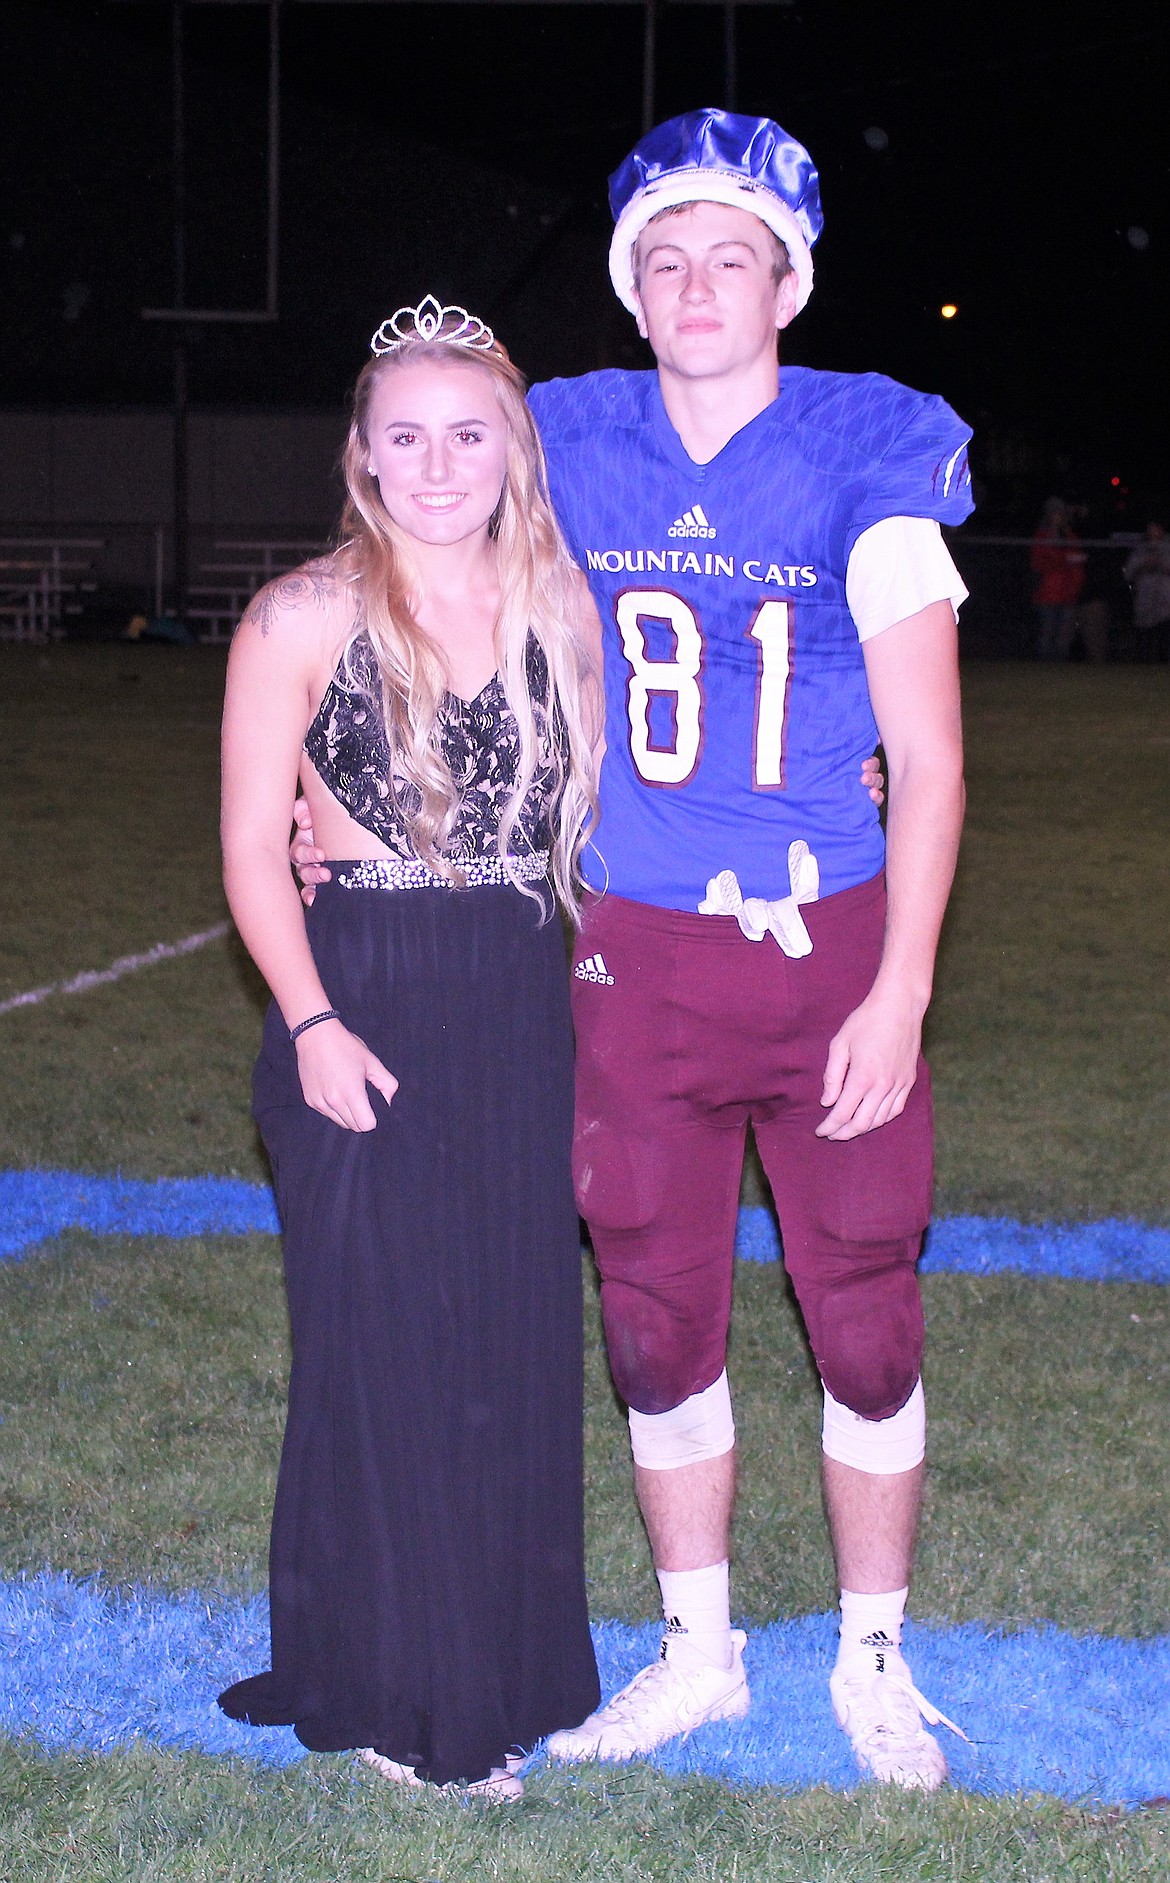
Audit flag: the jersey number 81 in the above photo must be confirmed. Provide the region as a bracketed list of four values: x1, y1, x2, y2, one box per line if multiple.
[615, 589, 793, 790]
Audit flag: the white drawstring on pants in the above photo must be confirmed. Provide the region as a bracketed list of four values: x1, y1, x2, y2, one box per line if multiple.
[698, 840, 820, 958]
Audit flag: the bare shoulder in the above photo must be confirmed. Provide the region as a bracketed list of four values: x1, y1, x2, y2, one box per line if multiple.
[237, 552, 357, 646]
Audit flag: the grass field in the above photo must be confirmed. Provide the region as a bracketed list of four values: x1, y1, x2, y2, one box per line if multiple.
[1, 646, 1169, 1880]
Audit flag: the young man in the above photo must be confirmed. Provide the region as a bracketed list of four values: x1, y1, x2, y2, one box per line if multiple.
[526, 108, 971, 1790]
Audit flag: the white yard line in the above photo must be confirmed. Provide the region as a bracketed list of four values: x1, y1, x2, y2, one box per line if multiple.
[0, 923, 232, 1016]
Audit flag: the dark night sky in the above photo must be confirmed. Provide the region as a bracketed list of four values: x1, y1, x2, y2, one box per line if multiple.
[3, 0, 1168, 512]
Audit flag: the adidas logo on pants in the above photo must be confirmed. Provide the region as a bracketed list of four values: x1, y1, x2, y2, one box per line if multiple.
[573, 953, 614, 985]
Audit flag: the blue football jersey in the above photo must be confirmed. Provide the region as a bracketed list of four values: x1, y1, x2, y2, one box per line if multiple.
[528, 367, 973, 910]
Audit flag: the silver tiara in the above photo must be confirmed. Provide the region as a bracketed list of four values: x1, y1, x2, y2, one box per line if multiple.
[370, 295, 495, 356]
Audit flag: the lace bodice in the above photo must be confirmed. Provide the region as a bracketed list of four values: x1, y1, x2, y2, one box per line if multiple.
[303, 632, 556, 864]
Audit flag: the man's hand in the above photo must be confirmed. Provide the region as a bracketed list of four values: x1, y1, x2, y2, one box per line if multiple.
[291, 797, 331, 907]
[816, 987, 923, 1140]
[861, 754, 885, 806]
[295, 1019, 398, 1130]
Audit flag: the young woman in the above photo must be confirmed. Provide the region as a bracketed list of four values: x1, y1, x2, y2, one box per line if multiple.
[218, 301, 602, 1798]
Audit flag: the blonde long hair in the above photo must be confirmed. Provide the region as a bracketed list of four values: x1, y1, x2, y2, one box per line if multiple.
[336, 326, 600, 922]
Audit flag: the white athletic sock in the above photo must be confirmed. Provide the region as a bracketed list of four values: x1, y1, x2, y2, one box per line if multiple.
[836, 1586, 909, 1668]
[657, 1561, 734, 1671]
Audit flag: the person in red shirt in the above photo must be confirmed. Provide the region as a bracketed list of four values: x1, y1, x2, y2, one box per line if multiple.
[1030, 496, 1086, 659]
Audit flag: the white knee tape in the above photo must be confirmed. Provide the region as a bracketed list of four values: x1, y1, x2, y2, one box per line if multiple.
[628, 1370, 736, 1471]
[821, 1378, 925, 1474]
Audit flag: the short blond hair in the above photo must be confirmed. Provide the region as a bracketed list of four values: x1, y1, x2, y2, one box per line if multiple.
[632, 201, 792, 292]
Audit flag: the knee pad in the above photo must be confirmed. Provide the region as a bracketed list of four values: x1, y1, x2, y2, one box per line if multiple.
[822, 1376, 925, 1474]
[810, 1252, 925, 1421]
[628, 1369, 736, 1470]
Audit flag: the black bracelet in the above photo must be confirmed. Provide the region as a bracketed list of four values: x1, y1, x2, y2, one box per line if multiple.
[289, 1009, 341, 1042]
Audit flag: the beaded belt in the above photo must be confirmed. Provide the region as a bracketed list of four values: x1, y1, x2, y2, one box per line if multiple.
[334, 850, 551, 892]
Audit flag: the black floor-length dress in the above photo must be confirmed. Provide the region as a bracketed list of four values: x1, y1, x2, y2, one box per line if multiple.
[219, 643, 599, 1785]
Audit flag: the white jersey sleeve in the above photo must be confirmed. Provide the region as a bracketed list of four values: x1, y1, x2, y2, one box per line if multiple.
[846, 515, 968, 643]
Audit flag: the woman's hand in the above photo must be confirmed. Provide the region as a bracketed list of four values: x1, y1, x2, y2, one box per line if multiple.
[294, 1020, 399, 1130]
[291, 797, 331, 907]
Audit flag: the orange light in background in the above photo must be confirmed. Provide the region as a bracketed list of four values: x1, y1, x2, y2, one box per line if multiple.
[940, 303, 958, 319]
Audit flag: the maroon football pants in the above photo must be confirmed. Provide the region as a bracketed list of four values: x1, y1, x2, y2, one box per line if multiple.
[570, 874, 931, 1422]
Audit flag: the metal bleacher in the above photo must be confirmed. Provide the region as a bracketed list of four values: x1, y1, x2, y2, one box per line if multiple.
[0, 537, 103, 643]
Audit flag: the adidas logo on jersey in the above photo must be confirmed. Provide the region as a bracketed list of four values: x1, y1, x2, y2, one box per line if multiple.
[574, 952, 614, 985]
[667, 503, 716, 540]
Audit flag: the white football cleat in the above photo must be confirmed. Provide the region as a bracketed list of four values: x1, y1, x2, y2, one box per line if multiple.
[545, 1631, 749, 1763]
[829, 1646, 968, 1791]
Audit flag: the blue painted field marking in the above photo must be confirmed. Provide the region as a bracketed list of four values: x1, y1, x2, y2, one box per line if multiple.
[0, 1170, 279, 1260]
[734, 1204, 1170, 1284]
[919, 1214, 1170, 1284]
[0, 1575, 299, 1767]
[3, 1172, 1170, 1282]
[2, 1574, 1168, 1804]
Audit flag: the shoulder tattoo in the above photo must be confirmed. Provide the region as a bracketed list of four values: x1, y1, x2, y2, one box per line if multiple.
[241, 557, 338, 638]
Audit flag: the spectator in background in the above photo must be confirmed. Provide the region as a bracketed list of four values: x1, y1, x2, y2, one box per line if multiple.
[1030, 497, 1086, 660]
[1123, 522, 1170, 663]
